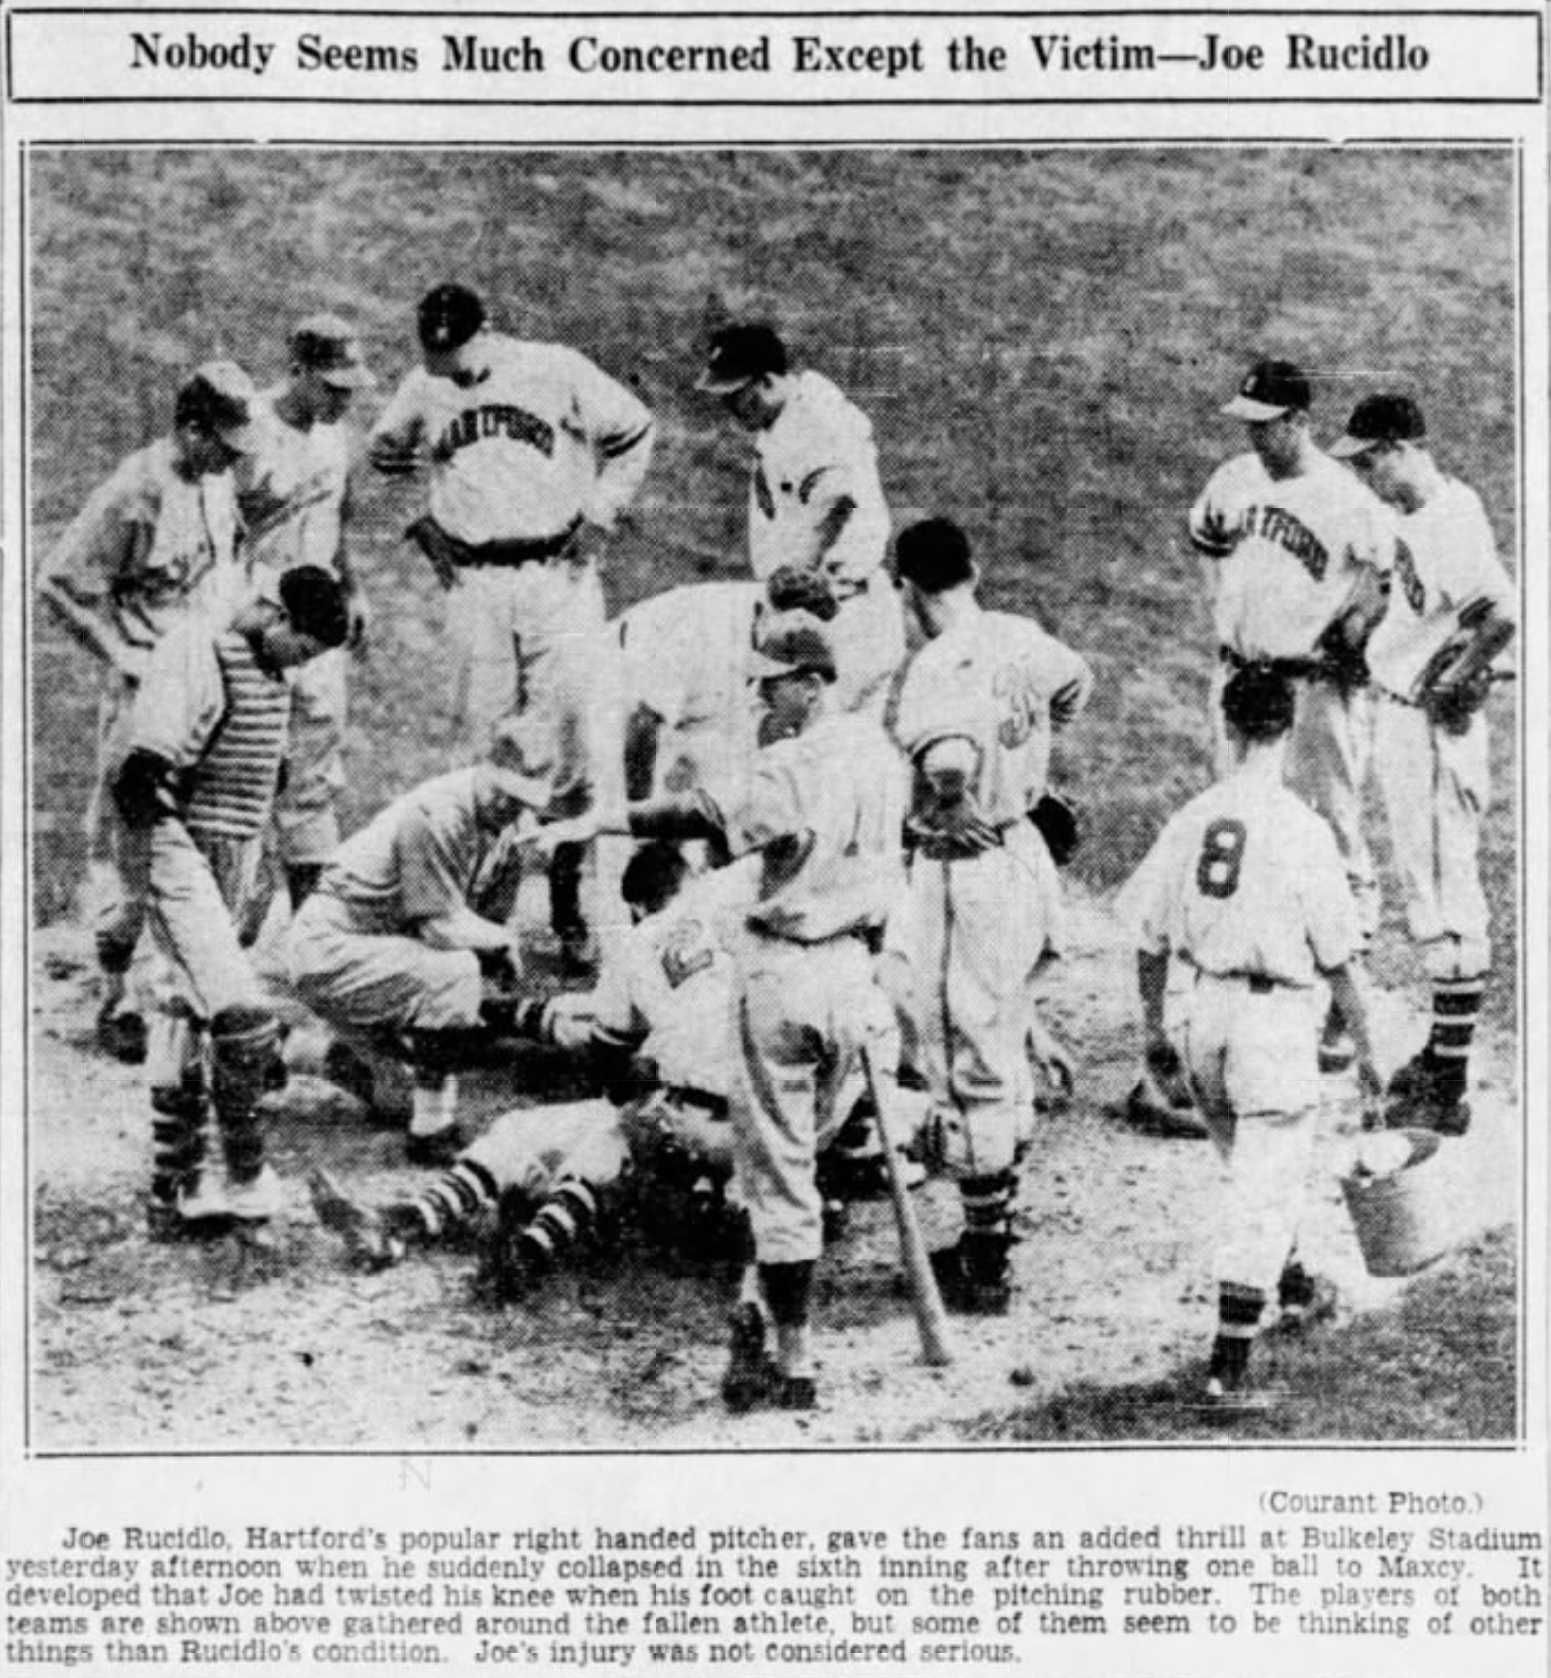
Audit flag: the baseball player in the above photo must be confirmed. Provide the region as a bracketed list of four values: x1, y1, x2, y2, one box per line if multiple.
[308, 843, 745, 1277]
[368, 282, 655, 970]
[311, 839, 924, 1280]
[889, 517, 1092, 1314]
[615, 564, 842, 803]
[697, 322, 906, 720]
[283, 717, 566, 1166]
[110, 566, 351, 1234]
[38, 360, 262, 1063]
[1330, 394, 1516, 1136]
[1120, 665, 1381, 1412]
[1188, 358, 1394, 954]
[236, 314, 376, 909]
[585, 622, 907, 1409]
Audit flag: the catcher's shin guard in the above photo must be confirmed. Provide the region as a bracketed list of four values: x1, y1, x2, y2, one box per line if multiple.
[210, 1005, 285, 1189]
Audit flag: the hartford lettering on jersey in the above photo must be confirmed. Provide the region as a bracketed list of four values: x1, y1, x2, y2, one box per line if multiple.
[433, 404, 555, 464]
[1236, 503, 1330, 580]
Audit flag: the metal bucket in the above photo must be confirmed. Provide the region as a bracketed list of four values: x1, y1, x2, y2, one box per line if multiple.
[1341, 1128, 1455, 1277]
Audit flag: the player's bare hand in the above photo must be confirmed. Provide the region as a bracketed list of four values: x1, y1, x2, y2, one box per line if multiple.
[346, 587, 371, 654]
[1356, 1055, 1384, 1125]
[563, 519, 611, 570]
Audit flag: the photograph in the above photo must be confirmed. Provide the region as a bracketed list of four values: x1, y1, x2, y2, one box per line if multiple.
[25, 143, 1521, 1452]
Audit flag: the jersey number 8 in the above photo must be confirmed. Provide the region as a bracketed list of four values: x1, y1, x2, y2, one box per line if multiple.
[1195, 818, 1247, 900]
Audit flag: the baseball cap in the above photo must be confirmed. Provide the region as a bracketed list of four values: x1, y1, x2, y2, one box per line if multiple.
[292, 313, 376, 389]
[1329, 392, 1426, 458]
[485, 714, 558, 809]
[765, 563, 839, 623]
[748, 621, 838, 684]
[1221, 359, 1312, 422]
[696, 323, 788, 394]
[895, 517, 974, 593]
[1221, 663, 1296, 741]
[418, 283, 486, 355]
[277, 565, 351, 649]
[175, 359, 263, 454]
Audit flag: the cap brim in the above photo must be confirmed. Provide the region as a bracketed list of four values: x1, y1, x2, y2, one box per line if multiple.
[1221, 395, 1292, 422]
[747, 649, 801, 680]
[488, 766, 556, 809]
[1328, 432, 1381, 459]
[697, 369, 756, 395]
[218, 422, 263, 456]
[319, 365, 376, 390]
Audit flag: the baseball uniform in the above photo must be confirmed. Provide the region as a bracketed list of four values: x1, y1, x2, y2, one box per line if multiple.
[744, 370, 905, 718]
[710, 710, 908, 1267]
[891, 601, 1091, 1185]
[369, 332, 653, 798]
[121, 614, 300, 1219]
[1365, 473, 1512, 984]
[39, 435, 248, 986]
[1188, 447, 1394, 931]
[238, 387, 356, 869]
[285, 767, 509, 1042]
[1120, 751, 1362, 1302]
[615, 581, 764, 799]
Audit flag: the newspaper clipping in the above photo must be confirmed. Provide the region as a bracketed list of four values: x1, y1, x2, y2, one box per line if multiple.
[1, 1, 1546, 1673]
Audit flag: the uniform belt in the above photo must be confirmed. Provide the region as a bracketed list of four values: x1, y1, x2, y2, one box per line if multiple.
[746, 918, 874, 948]
[408, 513, 582, 570]
[1374, 684, 1422, 709]
[1218, 646, 1334, 684]
[663, 1086, 729, 1120]
[1201, 968, 1287, 995]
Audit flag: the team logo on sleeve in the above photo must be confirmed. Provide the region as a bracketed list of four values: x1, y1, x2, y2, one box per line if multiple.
[661, 920, 715, 989]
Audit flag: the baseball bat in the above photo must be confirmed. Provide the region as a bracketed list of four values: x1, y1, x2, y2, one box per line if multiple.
[859, 1045, 954, 1367]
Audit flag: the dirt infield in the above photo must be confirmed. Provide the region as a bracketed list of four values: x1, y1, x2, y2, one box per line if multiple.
[24, 149, 1522, 1448]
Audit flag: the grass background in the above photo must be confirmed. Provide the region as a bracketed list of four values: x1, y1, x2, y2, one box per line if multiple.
[29, 147, 1518, 915]
[25, 148, 1524, 1442]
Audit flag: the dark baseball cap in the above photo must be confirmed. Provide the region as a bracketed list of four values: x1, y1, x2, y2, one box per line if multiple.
[1222, 358, 1312, 422]
[292, 313, 376, 389]
[765, 563, 839, 623]
[696, 323, 788, 393]
[895, 517, 974, 593]
[175, 360, 262, 454]
[278, 565, 351, 649]
[748, 621, 837, 684]
[1329, 392, 1426, 458]
[1222, 663, 1296, 741]
[417, 283, 486, 355]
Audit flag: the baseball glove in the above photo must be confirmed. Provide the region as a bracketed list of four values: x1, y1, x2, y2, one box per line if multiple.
[1412, 601, 1511, 735]
[1124, 1042, 1208, 1140]
[1030, 793, 1081, 868]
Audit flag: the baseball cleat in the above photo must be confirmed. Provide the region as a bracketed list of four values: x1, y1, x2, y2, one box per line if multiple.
[1123, 1069, 1209, 1140]
[308, 1169, 404, 1268]
[1196, 1373, 1281, 1417]
[145, 1178, 234, 1242]
[1318, 1028, 1357, 1075]
[225, 1164, 286, 1223]
[405, 1125, 468, 1169]
[928, 1239, 1013, 1316]
[1272, 1266, 1340, 1337]
[97, 1005, 149, 1066]
[719, 1302, 818, 1412]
